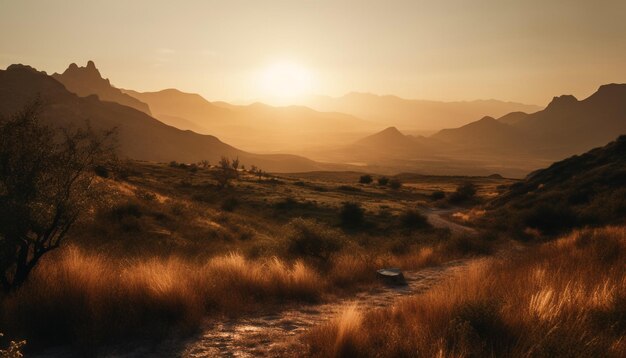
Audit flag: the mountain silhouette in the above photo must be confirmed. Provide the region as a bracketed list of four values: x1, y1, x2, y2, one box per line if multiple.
[0, 64, 323, 172]
[432, 116, 531, 153]
[123, 88, 377, 152]
[323, 84, 626, 177]
[53, 61, 152, 115]
[304, 92, 542, 131]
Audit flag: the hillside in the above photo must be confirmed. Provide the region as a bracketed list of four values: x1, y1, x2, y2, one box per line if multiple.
[52, 61, 151, 115]
[0, 64, 323, 172]
[304, 92, 542, 131]
[490, 135, 626, 235]
[432, 116, 532, 153]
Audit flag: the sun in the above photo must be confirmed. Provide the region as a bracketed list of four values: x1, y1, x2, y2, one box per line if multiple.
[258, 61, 313, 104]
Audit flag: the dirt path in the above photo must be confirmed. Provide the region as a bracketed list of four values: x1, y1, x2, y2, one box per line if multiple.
[164, 259, 469, 357]
[424, 208, 476, 235]
[113, 210, 479, 357]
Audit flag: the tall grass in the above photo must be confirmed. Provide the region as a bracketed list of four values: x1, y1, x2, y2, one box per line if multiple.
[0, 248, 324, 349]
[306, 226, 626, 357]
[0, 242, 454, 351]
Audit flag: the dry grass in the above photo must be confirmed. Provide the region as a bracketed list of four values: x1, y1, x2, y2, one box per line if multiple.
[0, 243, 454, 351]
[306, 226, 626, 357]
[0, 248, 324, 349]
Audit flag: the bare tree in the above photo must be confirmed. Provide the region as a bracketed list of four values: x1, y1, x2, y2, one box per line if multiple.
[0, 101, 115, 292]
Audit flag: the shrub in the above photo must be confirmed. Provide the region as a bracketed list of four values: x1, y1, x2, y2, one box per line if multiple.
[449, 182, 477, 204]
[220, 197, 239, 212]
[94, 165, 109, 178]
[338, 185, 362, 192]
[431, 190, 446, 200]
[286, 218, 344, 261]
[359, 175, 373, 184]
[389, 178, 402, 190]
[400, 210, 430, 230]
[340, 202, 364, 228]
[377, 177, 389, 186]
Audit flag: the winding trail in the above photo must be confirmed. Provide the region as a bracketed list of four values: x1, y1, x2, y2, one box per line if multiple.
[172, 260, 468, 357]
[424, 207, 476, 235]
[110, 208, 479, 357]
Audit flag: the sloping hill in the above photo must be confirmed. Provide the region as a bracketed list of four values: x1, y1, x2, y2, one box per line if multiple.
[432, 116, 531, 153]
[490, 135, 626, 235]
[52, 61, 152, 115]
[0, 64, 322, 172]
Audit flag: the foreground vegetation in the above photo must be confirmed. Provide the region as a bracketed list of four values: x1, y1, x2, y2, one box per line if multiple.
[0, 154, 505, 353]
[306, 226, 626, 357]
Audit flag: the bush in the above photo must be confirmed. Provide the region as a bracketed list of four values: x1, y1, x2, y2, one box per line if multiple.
[220, 197, 239, 212]
[389, 178, 402, 190]
[449, 182, 477, 204]
[286, 218, 344, 261]
[431, 190, 446, 200]
[359, 175, 373, 184]
[400, 210, 430, 230]
[378, 177, 389, 186]
[338, 185, 362, 192]
[340, 202, 364, 228]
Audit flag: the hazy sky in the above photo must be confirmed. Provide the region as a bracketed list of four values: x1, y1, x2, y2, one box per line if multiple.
[1, 0, 625, 105]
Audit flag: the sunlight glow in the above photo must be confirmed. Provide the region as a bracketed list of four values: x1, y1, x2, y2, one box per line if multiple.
[258, 61, 313, 104]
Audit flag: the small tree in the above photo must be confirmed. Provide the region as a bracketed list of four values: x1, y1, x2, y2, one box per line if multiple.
[0, 102, 115, 292]
[359, 174, 373, 184]
[219, 156, 231, 170]
[200, 160, 210, 168]
[213, 156, 237, 188]
[378, 176, 389, 186]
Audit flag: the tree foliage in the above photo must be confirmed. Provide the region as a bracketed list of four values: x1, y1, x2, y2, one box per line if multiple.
[0, 101, 115, 292]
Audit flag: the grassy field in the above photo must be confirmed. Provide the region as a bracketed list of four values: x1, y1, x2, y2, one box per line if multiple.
[0, 161, 506, 353]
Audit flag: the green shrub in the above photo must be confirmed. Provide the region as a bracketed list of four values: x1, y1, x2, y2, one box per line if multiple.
[449, 182, 477, 204]
[220, 197, 239, 212]
[359, 175, 373, 184]
[389, 178, 402, 190]
[400, 210, 430, 230]
[286, 218, 344, 260]
[431, 190, 446, 200]
[340, 202, 364, 228]
[377, 177, 389, 186]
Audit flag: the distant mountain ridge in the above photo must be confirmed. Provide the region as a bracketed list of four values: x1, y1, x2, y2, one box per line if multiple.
[123, 87, 378, 152]
[0, 64, 325, 172]
[304, 92, 542, 131]
[52, 61, 152, 115]
[313, 84, 626, 177]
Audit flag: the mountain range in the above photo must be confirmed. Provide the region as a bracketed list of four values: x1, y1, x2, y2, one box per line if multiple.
[0, 64, 325, 172]
[2, 61, 624, 177]
[308, 85, 626, 177]
[121, 87, 375, 152]
[303, 92, 542, 131]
